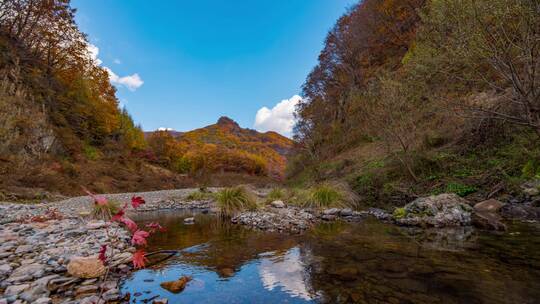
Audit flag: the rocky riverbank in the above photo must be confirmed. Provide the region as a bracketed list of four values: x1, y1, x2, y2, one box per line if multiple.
[0, 204, 133, 304]
[0, 189, 211, 304]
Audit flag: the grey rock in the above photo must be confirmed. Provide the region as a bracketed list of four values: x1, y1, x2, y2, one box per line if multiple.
[9, 263, 46, 280]
[34, 298, 52, 304]
[321, 214, 337, 221]
[0, 264, 12, 276]
[394, 194, 473, 227]
[4, 284, 30, 296]
[270, 200, 285, 208]
[153, 298, 169, 304]
[472, 212, 507, 231]
[323, 208, 340, 215]
[339, 208, 353, 216]
[183, 217, 195, 224]
[474, 199, 504, 213]
[15, 245, 34, 254]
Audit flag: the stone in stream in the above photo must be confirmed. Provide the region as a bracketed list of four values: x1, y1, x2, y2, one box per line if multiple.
[393, 193, 473, 227]
[474, 199, 504, 213]
[160, 276, 192, 293]
[183, 217, 195, 224]
[153, 298, 169, 304]
[323, 208, 340, 215]
[472, 212, 507, 231]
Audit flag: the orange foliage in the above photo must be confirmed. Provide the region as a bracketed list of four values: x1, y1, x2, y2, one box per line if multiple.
[147, 117, 293, 179]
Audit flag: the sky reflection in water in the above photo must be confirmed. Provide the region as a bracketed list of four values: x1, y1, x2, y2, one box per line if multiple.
[120, 210, 540, 303]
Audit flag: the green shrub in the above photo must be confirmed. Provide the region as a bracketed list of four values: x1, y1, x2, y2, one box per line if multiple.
[393, 207, 406, 219]
[522, 159, 540, 179]
[83, 145, 100, 160]
[216, 186, 258, 217]
[445, 183, 477, 197]
[91, 200, 120, 220]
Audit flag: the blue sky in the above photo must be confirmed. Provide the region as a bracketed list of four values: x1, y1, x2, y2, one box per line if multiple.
[73, 0, 353, 136]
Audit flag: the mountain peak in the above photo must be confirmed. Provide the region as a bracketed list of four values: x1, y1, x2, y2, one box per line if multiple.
[216, 116, 239, 127]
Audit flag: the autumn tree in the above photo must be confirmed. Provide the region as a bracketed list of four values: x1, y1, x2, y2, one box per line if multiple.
[409, 0, 540, 136]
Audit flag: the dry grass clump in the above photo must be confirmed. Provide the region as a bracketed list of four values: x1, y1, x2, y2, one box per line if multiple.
[264, 187, 286, 204]
[216, 186, 258, 217]
[91, 200, 121, 220]
[302, 183, 358, 209]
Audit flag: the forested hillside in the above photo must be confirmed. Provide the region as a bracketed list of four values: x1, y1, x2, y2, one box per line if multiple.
[0, 0, 289, 199]
[146, 116, 293, 180]
[290, 0, 540, 207]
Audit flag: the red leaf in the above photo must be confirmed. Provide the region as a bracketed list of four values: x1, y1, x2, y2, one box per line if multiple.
[99, 245, 108, 265]
[131, 229, 150, 246]
[131, 196, 145, 209]
[132, 249, 148, 269]
[111, 208, 125, 222]
[120, 217, 138, 233]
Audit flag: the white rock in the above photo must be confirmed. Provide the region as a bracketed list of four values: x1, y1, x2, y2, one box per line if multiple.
[270, 200, 285, 208]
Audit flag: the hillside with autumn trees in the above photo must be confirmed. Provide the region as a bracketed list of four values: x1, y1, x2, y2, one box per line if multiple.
[146, 116, 293, 180]
[289, 0, 540, 207]
[0, 0, 292, 199]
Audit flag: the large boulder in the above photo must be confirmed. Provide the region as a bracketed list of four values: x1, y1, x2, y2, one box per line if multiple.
[393, 193, 473, 227]
[474, 199, 504, 213]
[67, 256, 106, 279]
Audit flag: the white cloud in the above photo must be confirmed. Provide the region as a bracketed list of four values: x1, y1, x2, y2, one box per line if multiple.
[86, 43, 143, 91]
[113, 58, 121, 64]
[158, 127, 173, 131]
[254, 95, 301, 137]
[104, 67, 144, 91]
[87, 43, 102, 65]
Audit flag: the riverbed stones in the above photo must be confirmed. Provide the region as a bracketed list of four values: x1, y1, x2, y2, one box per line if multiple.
[0, 202, 135, 303]
[67, 256, 106, 279]
[232, 207, 316, 233]
[393, 193, 473, 227]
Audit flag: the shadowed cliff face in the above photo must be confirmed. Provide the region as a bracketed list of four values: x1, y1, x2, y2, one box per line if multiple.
[122, 211, 540, 304]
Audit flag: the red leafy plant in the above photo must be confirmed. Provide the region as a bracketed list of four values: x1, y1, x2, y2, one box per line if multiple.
[87, 192, 163, 269]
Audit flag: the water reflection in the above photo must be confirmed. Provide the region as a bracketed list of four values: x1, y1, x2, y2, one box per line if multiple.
[259, 247, 316, 300]
[121, 211, 540, 304]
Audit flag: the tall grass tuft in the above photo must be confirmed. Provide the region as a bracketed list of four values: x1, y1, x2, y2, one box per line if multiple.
[265, 187, 286, 203]
[216, 186, 258, 217]
[303, 183, 358, 209]
[91, 200, 121, 220]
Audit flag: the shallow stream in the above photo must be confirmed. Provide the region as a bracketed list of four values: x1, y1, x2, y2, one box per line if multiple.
[120, 210, 540, 303]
